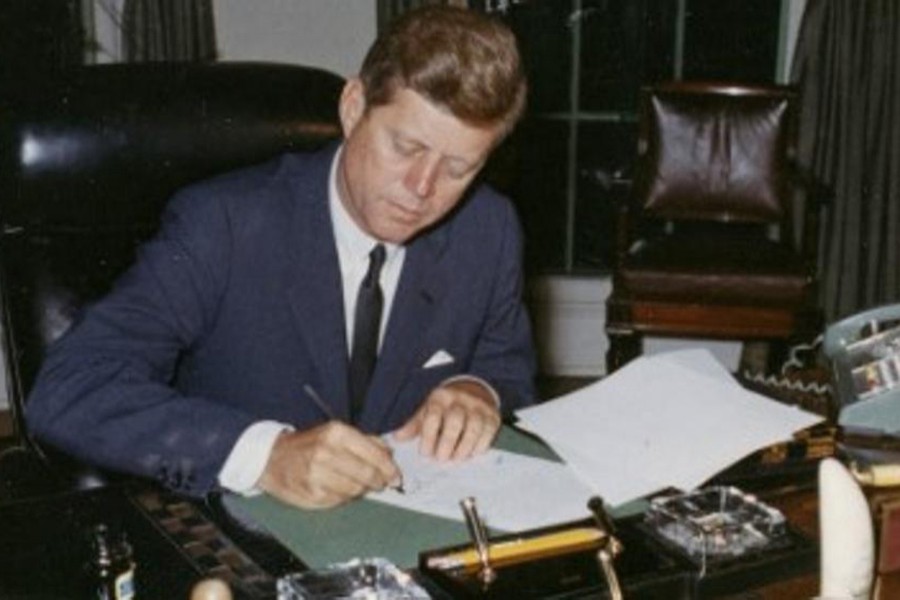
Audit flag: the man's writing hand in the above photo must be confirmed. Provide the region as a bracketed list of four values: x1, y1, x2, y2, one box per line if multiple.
[257, 422, 401, 509]
[392, 379, 501, 461]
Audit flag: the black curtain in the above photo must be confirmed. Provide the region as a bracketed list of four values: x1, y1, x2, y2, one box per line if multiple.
[0, 0, 82, 83]
[122, 0, 216, 62]
[791, 0, 900, 321]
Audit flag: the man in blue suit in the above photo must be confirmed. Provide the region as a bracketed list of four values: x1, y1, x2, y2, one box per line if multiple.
[26, 6, 536, 509]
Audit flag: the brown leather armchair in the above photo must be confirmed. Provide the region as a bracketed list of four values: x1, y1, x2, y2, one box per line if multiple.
[0, 62, 343, 499]
[605, 81, 825, 373]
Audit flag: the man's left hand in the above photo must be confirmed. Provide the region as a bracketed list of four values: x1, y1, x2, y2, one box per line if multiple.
[392, 379, 501, 461]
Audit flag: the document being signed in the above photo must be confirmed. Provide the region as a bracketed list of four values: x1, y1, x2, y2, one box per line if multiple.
[368, 439, 597, 532]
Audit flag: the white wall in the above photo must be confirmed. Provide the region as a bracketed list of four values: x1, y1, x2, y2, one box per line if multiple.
[83, 0, 122, 63]
[214, 0, 376, 78]
[87, 0, 377, 76]
[785, 0, 808, 77]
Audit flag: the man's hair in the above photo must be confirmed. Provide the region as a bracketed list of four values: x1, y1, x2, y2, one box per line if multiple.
[359, 6, 527, 136]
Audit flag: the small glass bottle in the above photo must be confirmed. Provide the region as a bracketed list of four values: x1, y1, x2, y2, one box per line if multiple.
[89, 523, 136, 600]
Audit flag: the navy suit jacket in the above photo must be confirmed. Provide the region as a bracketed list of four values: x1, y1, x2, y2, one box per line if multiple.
[25, 144, 537, 495]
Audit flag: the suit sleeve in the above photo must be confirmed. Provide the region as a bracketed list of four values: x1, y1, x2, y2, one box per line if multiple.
[466, 198, 538, 413]
[24, 190, 256, 496]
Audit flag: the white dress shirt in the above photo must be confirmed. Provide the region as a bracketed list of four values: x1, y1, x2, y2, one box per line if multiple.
[218, 147, 402, 493]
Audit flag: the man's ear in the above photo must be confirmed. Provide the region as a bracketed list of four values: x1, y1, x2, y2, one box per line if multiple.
[339, 78, 366, 137]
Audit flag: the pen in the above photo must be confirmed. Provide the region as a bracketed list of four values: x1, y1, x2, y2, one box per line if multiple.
[425, 526, 604, 571]
[302, 384, 405, 494]
[303, 383, 336, 421]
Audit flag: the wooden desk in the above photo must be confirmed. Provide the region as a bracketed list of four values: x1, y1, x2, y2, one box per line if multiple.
[733, 483, 900, 600]
[230, 430, 827, 599]
[718, 487, 819, 599]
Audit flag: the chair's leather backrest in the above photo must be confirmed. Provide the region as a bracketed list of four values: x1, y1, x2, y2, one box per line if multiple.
[636, 82, 797, 224]
[0, 62, 344, 422]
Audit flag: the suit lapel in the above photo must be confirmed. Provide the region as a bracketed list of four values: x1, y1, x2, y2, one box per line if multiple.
[363, 226, 449, 431]
[285, 148, 352, 419]
[281, 144, 459, 428]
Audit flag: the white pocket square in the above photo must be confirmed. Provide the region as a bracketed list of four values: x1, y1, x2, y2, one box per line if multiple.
[423, 350, 455, 369]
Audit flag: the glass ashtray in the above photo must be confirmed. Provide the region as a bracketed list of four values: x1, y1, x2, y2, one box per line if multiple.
[643, 486, 788, 572]
[277, 557, 431, 600]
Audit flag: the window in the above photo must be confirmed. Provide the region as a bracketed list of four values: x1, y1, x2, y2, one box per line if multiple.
[479, 0, 787, 274]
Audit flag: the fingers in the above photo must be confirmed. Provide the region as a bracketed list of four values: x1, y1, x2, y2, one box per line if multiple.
[429, 398, 469, 460]
[325, 427, 399, 489]
[410, 381, 501, 462]
[258, 380, 501, 510]
[417, 400, 444, 458]
[258, 422, 401, 509]
[456, 412, 491, 457]
[391, 413, 421, 442]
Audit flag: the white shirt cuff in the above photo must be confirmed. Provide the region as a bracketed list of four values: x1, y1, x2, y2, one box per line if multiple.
[440, 374, 501, 408]
[218, 420, 292, 495]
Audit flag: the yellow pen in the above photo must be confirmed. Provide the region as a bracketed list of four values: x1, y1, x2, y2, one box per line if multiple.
[425, 526, 604, 572]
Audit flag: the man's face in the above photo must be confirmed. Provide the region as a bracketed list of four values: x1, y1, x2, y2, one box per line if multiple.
[337, 80, 503, 244]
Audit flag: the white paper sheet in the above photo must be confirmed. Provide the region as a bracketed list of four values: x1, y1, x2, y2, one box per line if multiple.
[516, 349, 824, 506]
[368, 349, 823, 528]
[367, 439, 597, 532]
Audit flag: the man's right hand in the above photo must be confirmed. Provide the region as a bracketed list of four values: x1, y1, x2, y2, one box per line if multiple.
[257, 422, 401, 509]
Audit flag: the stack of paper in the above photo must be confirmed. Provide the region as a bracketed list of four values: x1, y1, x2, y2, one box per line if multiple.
[516, 349, 824, 506]
[369, 349, 824, 531]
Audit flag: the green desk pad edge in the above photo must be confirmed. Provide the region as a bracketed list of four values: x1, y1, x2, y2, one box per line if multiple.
[226, 426, 644, 569]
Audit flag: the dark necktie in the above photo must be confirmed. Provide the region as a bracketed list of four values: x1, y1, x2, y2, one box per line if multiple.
[349, 243, 386, 420]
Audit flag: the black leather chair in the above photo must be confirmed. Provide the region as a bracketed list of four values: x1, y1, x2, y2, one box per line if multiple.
[0, 62, 344, 500]
[605, 81, 826, 373]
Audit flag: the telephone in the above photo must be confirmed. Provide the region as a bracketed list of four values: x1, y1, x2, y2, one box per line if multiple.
[823, 303, 900, 441]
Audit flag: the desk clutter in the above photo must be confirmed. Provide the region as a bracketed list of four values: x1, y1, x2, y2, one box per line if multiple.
[0, 485, 215, 598]
[225, 347, 831, 598]
[0, 472, 822, 599]
[419, 518, 688, 599]
[418, 489, 815, 599]
[820, 305, 900, 598]
[265, 488, 814, 600]
[0, 482, 312, 599]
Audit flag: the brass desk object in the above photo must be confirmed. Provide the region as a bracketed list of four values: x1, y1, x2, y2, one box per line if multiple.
[455, 496, 625, 599]
[588, 496, 624, 600]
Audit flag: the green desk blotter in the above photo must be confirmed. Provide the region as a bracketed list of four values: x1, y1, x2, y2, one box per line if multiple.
[224, 426, 643, 569]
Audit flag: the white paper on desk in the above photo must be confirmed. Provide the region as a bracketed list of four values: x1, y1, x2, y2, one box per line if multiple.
[662, 347, 736, 380]
[515, 349, 824, 506]
[367, 439, 596, 532]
